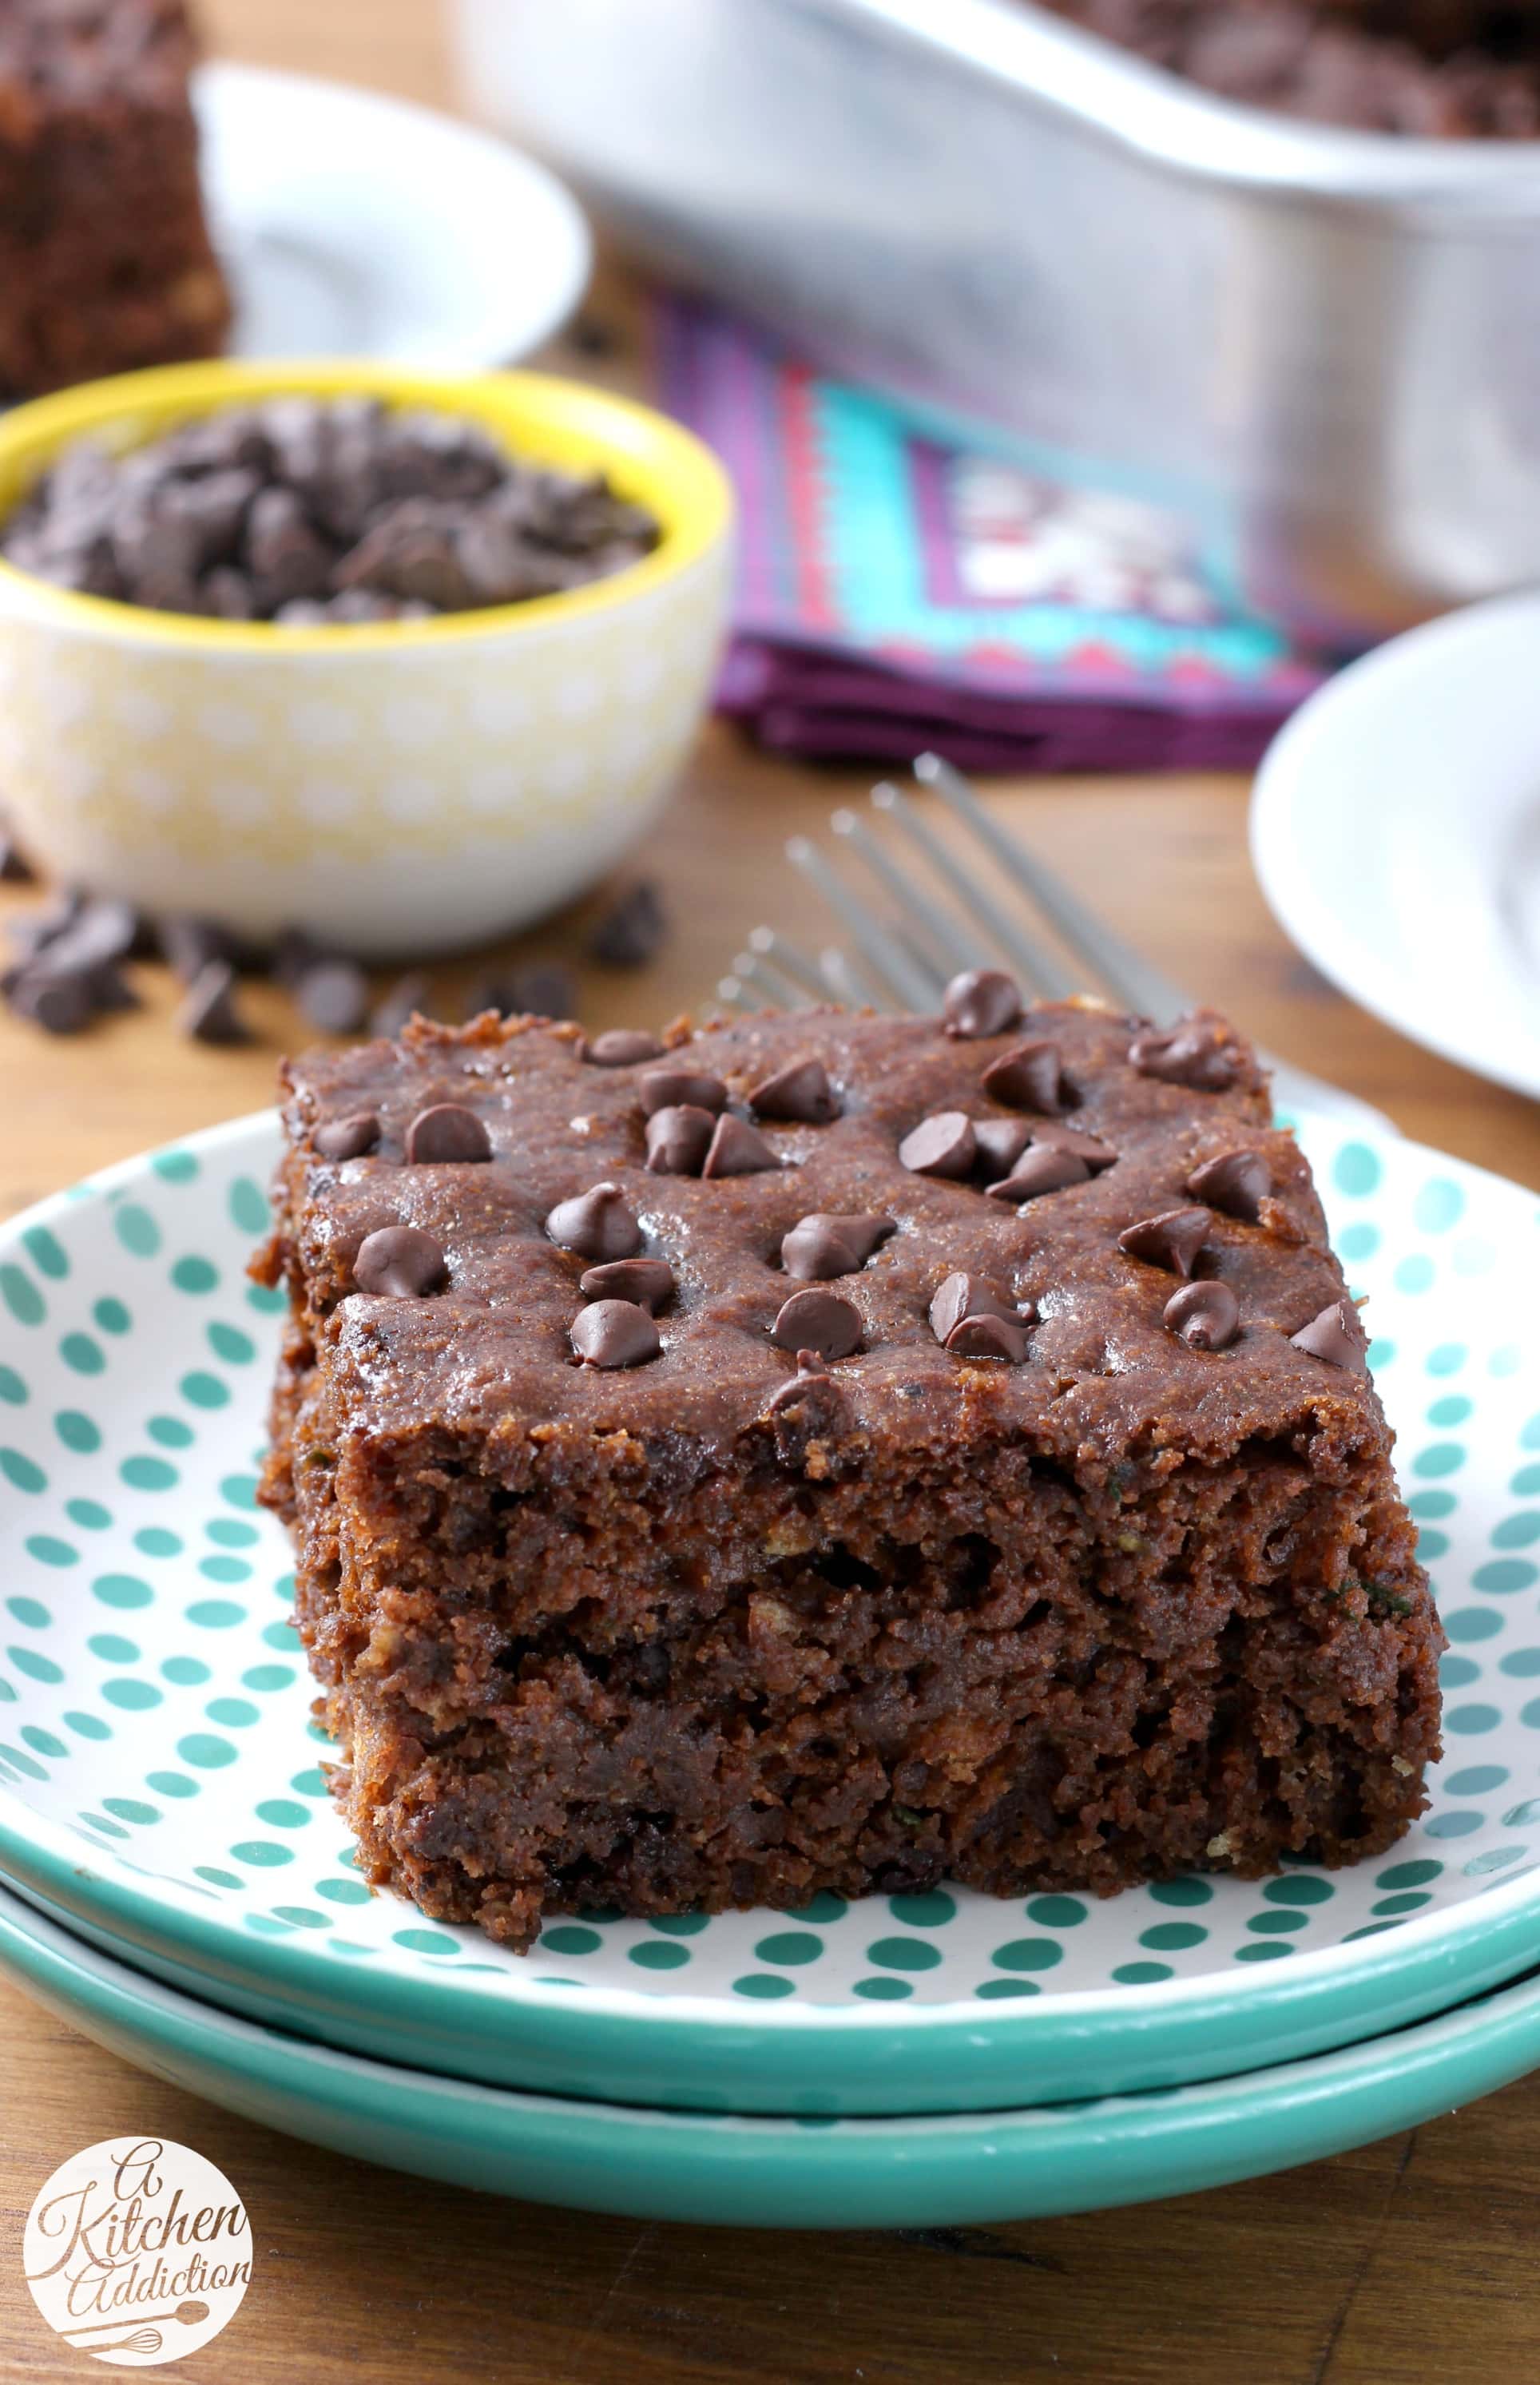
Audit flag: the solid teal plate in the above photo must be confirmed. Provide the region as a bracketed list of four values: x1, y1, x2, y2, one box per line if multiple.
[0, 1111, 1537, 2115]
[1, 1879, 1538, 2227]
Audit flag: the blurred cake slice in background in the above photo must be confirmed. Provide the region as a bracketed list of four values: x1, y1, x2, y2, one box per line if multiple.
[0, 0, 230, 399]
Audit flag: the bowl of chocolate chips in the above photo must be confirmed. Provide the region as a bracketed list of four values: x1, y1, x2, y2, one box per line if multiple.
[0, 359, 732, 955]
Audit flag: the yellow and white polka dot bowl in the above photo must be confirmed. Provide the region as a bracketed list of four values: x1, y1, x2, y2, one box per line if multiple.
[0, 359, 732, 955]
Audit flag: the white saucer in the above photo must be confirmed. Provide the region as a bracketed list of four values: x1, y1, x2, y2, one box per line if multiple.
[1251, 592, 1540, 1103]
[196, 62, 591, 369]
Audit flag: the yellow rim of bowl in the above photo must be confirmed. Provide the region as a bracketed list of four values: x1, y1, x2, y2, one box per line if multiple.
[0, 359, 733, 651]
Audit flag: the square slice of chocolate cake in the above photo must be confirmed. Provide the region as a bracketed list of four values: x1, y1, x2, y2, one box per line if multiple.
[255, 986, 1442, 1949]
[0, 0, 230, 400]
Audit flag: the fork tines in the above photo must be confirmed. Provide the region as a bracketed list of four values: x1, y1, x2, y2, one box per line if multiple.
[721, 752, 1190, 1022]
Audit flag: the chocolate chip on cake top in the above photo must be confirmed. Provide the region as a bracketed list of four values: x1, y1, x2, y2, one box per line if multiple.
[272, 991, 1399, 1451]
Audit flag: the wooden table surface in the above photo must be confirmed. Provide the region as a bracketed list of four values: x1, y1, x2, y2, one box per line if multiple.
[2, 4, 1538, 2379]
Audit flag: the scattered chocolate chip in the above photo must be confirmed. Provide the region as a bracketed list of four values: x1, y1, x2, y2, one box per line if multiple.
[4, 921, 56, 990]
[514, 961, 578, 1018]
[640, 1067, 728, 1117]
[703, 1113, 780, 1178]
[87, 962, 140, 1014]
[972, 1117, 1031, 1177]
[749, 1057, 838, 1125]
[772, 1287, 862, 1361]
[645, 1103, 716, 1176]
[781, 1212, 895, 1282]
[588, 881, 666, 968]
[985, 1146, 1090, 1201]
[571, 1297, 661, 1368]
[6, 887, 84, 962]
[296, 957, 370, 1036]
[0, 830, 34, 883]
[1117, 1205, 1212, 1277]
[406, 1103, 492, 1164]
[943, 968, 1022, 1040]
[272, 927, 327, 988]
[177, 959, 251, 1046]
[1290, 1298, 1368, 1373]
[899, 1111, 977, 1180]
[928, 1272, 1022, 1343]
[36, 895, 142, 975]
[355, 1223, 447, 1297]
[945, 1311, 1029, 1363]
[8, 964, 96, 1034]
[157, 913, 240, 985]
[2, 945, 35, 999]
[546, 1182, 642, 1261]
[462, 978, 511, 1021]
[1164, 1280, 1240, 1350]
[484, 960, 578, 1021]
[579, 1257, 675, 1313]
[1186, 1149, 1271, 1221]
[583, 1029, 665, 1066]
[1129, 1018, 1240, 1092]
[369, 972, 430, 1039]
[982, 1039, 1066, 1114]
[315, 1111, 380, 1162]
[1028, 1121, 1118, 1172]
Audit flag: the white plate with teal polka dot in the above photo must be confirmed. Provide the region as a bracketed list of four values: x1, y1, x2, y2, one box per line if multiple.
[0, 1110, 1537, 2119]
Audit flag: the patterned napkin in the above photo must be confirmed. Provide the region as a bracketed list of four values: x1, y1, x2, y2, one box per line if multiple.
[657, 296, 1328, 772]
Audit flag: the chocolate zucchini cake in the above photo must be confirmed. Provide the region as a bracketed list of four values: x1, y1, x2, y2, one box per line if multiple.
[1034, 0, 1540, 135]
[0, 0, 230, 401]
[255, 986, 1442, 1950]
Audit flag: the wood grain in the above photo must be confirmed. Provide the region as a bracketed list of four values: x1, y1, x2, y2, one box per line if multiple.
[6, 744, 1538, 1216]
[2, 2, 1537, 2379]
[3, 1966, 1539, 2385]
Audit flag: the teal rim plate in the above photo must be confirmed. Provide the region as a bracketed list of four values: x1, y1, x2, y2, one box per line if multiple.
[0, 1111, 1537, 2117]
[1, 1877, 1538, 2228]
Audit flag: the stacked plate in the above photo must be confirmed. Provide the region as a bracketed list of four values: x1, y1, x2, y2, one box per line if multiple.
[0, 1108, 1537, 2226]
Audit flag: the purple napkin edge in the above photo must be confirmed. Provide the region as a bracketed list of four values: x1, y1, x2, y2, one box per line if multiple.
[736, 700, 1281, 774]
[718, 634, 1315, 728]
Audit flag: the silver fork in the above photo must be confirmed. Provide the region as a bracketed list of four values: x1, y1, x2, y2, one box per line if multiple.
[718, 752, 1395, 1135]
